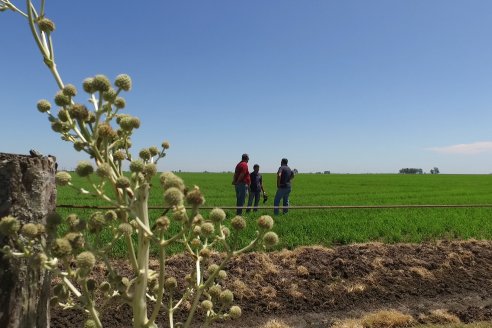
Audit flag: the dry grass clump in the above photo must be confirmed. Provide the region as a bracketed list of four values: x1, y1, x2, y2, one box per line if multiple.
[260, 319, 292, 328]
[418, 309, 461, 325]
[361, 309, 415, 327]
[332, 318, 364, 328]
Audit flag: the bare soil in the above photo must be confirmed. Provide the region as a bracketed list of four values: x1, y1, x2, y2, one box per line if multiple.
[51, 240, 492, 327]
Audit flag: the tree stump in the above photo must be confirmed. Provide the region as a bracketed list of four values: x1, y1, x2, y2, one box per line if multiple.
[0, 152, 57, 328]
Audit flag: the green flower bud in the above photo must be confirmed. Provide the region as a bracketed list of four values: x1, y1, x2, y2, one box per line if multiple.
[209, 285, 221, 298]
[55, 171, 72, 186]
[154, 216, 170, 231]
[64, 232, 85, 249]
[20, 223, 38, 238]
[149, 146, 159, 156]
[129, 160, 144, 173]
[201, 222, 215, 237]
[218, 270, 227, 280]
[75, 161, 94, 177]
[263, 231, 279, 247]
[62, 84, 77, 97]
[143, 164, 157, 178]
[92, 74, 111, 92]
[84, 319, 97, 328]
[37, 99, 51, 113]
[164, 187, 184, 206]
[229, 305, 242, 319]
[113, 150, 126, 161]
[114, 74, 132, 91]
[82, 78, 95, 93]
[209, 208, 226, 223]
[96, 163, 112, 178]
[257, 215, 274, 230]
[54, 91, 70, 107]
[231, 216, 246, 231]
[114, 97, 126, 109]
[38, 18, 55, 32]
[219, 289, 234, 305]
[103, 88, 117, 102]
[139, 148, 151, 161]
[118, 223, 133, 235]
[164, 277, 177, 290]
[115, 176, 131, 189]
[160, 172, 185, 191]
[207, 264, 219, 275]
[76, 251, 96, 270]
[162, 141, 170, 149]
[88, 212, 105, 233]
[201, 300, 213, 311]
[186, 186, 205, 206]
[52, 238, 72, 257]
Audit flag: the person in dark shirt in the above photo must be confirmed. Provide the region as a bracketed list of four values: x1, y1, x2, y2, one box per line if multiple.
[246, 164, 265, 213]
[274, 158, 294, 215]
[232, 153, 251, 215]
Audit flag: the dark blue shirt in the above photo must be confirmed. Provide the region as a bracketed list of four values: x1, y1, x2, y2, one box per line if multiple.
[278, 165, 293, 188]
[249, 171, 262, 192]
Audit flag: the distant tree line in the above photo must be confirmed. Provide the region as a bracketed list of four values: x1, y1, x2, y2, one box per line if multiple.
[399, 168, 423, 174]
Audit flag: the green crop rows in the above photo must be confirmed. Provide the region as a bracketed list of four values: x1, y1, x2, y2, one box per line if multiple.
[56, 173, 492, 256]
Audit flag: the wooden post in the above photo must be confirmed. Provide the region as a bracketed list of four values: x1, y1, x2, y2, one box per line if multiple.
[0, 152, 57, 328]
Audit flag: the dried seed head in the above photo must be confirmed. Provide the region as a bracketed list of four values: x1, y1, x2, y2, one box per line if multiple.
[64, 232, 85, 249]
[219, 289, 234, 305]
[115, 176, 131, 189]
[164, 277, 177, 290]
[231, 216, 246, 231]
[118, 223, 133, 235]
[192, 226, 201, 235]
[96, 163, 112, 178]
[57, 109, 69, 122]
[82, 78, 95, 93]
[103, 88, 117, 102]
[193, 214, 204, 225]
[52, 238, 72, 257]
[143, 164, 157, 178]
[113, 150, 126, 161]
[200, 222, 215, 237]
[163, 187, 184, 206]
[186, 186, 205, 206]
[149, 146, 159, 156]
[55, 171, 72, 186]
[76, 251, 96, 270]
[92, 74, 111, 92]
[207, 264, 219, 275]
[229, 305, 242, 319]
[114, 97, 126, 109]
[201, 300, 213, 311]
[172, 206, 188, 222]
[37, 99, 51, 113]
[84, 319, 97, 328]
[54, 91, 70, 107]
[75, 161, 94, 177]
[155, 216, 170, 231]
[20, 223, 38, 238]
[209, 208, 226, 223]
[190, 238, 201, 248]
[38, 18, 55, 32]
[160, 172, 185, 191]
[218, 270, 227, 280]
[88, 212, 105, 233]
[129, 160, 144, 173]
[139, 148, 151, 161]
[114, 74, 132, 91]
[208, 284, 222, 298]
[222, 227, 230, 237]
[199, 248, 211, 259]
[162, 141, 170, 149]
[257, 215, 274, 230]
[97, 123, 116, 139]
[263, 231, 279, 247]
[104, 210, 117, 221]
[62, 84, 77, 97]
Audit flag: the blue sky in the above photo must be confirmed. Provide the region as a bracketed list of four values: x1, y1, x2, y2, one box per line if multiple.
[2, 0, 492, 173]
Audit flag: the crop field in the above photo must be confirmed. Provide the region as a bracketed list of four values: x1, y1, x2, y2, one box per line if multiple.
[55, 172, 492, 255]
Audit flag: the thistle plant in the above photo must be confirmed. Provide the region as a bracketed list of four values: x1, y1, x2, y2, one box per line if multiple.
[0, 1, 279, 327]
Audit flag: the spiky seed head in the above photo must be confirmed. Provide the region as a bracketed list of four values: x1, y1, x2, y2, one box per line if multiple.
[20, 223, 38, 238]
[263, 231, 279, 247]
[164, 277, 177, 290]
[199, 248, 211, 258]
[139, 148, 151, 161]
[75, 161, 94, 177]
[229, 305, 242, 319]
[69, 103, 89, 121]
[67, 214, 83, 231]
[104, 210, 117, 221]
[82, 78, 95, 93]
[96, 163, 112, 178]
[73, 141, 86, 152]
[52, 238, 72, 257]
[55, 171, 72, 186]
[143, 164, 157, 178]
[155, 216, 170, 231]
[54, 91, 70, 107]
[62, 84, 77, 97]
[207, 264, 219, 275]
[163, 187, 184, 206]
[218, 270, 227, 280]
[84, 319, 97, 328]
[209, 208, 226, 223]
[65, 232, 85, 249]
[114, 97, 126, 109]
[0, 216, 21, 236]
[200, 222, 215, 237]
[162, 141, 170, 149]
[186, 186, 205, 206]
[160, 172, 185, 191]
[129, 160, 144, 173]
[149, 146, 159, 156]
[103, 88, 117, 102]
[92, 74, 111, 92]
[257, 215, 274, 230]
[115, 74, 132, 91]
[192, 226, 201, 235]
[130, 117, 140, 128]
[97, 123, 115, 139]
[222, 227, 230, 237]
[201, 300, 213, 311]
[172, 206, 188, 222]
[76, 251, 96, 270]
[37, 99, 51, 112]
[113, 150, 126, 161]
[209, 284, 222, 298]
[219, 289, 234, 305]
[119, 117, 134, 131]
[58, 109, 69, 122]
[88, 212, 105, 233]
[115, 176, 131, 189]
[38, 18, 55, 32]
[231, 216, 246, 231]
[193, 214, 204, 225]
[190, 238, 201, 248]
[118, 223, 133, 235]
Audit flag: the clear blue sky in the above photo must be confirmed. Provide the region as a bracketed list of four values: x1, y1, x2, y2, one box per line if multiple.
[2, 0, 492, 173]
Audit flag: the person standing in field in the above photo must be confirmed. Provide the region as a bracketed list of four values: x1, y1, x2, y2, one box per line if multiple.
[232, 153, 251, 215]
[246, 164, 265, 213]
[274, 158, 294, 215]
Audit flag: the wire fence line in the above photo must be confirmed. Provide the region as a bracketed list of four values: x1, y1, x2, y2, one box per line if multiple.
[56, 204, 492, 210]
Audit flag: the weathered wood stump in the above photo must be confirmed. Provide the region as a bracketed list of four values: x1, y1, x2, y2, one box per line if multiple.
[0, 152, 57, 328]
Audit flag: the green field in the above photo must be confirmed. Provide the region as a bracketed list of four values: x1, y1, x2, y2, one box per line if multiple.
[56, 173, 492, 255]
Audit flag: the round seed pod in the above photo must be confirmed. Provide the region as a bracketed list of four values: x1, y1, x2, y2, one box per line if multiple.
[263, 231, 279, 247]
[209, 208, 226, 223]
[75, 161, 94, 177]
[200, 222, 215, 237]
[82, 78, 95, 93]
[231, 216, 246, 231]
[229, 305, 242, 319]
[149, 146, 159, 156]
[207, 264, 219, 275]
[164, 277, 177, 290]
[96, 163, 112, 178]
[84, 319, 97, 328]
[129, 160, 144, 173]
[76, 251, 96, 271]
[114, 74, 132, 91]
[54, 91, 70, 107]
[186, 187, 205, 206]
[114, 97, 126, 109]
[163, 187, 184, 206]
[154, 216, 170, 231]
[62, 84, 77, 97]
[104, 210, 117, 221]
[92, 74, 111, 92]
[139, 148, 151, 161]
[70, 104, 90, 121]
[118, 223, 133, 235]
[0, 216, 20, 236]
[38, 18, 55, 32]
[201, 300, 213, 311]
[115, 176, 131, 189]
[160, 172, 185, 191]
[143, 164, 157, 178]
[208, 285, 222, 298]
[64, 232, 85, 249]
[257, 215, 274, 230]
[219, 289, 234, 305]
[37, 99, 51, 113]
[20, 223, 38, 238]
[113, 150, 126, 161]
[103, 88, 117, 102]
[218, 270, 227, 280]
[162, 141, 170, 149]
[88, 212, 105, 233]
[52, 238, 72, 257]
[55, 171, 72, 186]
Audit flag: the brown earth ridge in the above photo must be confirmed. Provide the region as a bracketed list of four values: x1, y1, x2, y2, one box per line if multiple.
[51, 240, 492, 327]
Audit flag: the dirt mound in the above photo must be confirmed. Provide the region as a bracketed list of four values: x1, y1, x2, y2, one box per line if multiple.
[51, 240, 492, 327]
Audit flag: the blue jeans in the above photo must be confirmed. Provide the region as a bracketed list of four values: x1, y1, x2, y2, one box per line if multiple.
[274, 186, 291, 215]
[235, 183, 248, 215]
[246, 190, 261, 212]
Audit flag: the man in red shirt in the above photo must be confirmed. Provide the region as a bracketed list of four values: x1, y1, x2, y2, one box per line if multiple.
[232, 153, 251, 215]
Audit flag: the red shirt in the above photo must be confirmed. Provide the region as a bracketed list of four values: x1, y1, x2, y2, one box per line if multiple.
[234, 161, 251, 185]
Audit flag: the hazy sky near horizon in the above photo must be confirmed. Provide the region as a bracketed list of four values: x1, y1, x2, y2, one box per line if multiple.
[2, 1, 492, 173]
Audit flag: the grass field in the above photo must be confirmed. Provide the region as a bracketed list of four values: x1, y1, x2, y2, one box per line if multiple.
[56, 173, 492, 255]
